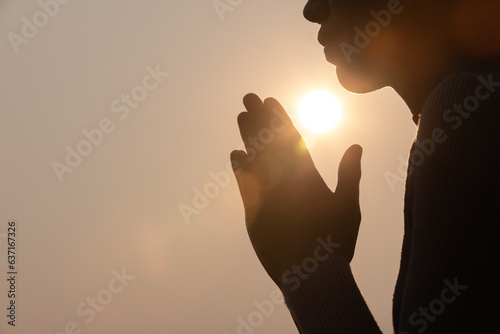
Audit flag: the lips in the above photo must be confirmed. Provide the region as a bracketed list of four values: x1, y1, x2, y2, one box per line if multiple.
[318, 26, 344, 65]
[318, 27, 336, 47]
[323, 39, 344, 65]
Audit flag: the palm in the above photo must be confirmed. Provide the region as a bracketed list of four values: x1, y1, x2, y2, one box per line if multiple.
[231, 93, 362, 287]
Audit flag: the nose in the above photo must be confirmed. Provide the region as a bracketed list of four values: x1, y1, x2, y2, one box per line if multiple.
[303, 0, 330, 23]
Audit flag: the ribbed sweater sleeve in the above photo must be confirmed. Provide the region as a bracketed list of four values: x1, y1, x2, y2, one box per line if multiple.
[281, 70, 500, 334]
[281, 255, 382, 333]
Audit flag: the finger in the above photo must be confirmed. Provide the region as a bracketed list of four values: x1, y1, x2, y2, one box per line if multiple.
[264, 97, 304, 143]
[245, 94, 295, 137]
[335, 144, 363, 200]
[237, 112, 258, 153]
[263, 97, 292, 124]
[243, 94, 315, 177]
[230, 150, 260, 213]
[244, 93, 276, 134]
[243, 93, 266, 114]
[230, 150, 248, 175]
[238, 93, 269, 159]
[262, 97, 316, 173]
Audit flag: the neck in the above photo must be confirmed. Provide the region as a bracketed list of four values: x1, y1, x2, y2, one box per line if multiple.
[394, 70, 447, 123]
[392, 40, 461, 124]
[396, 56, 500, 125]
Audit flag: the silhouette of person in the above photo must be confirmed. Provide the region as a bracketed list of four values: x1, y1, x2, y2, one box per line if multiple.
[230, 0, 500, 332]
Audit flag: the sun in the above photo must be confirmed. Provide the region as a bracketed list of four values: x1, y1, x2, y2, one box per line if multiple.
[297, 90, 342, 134]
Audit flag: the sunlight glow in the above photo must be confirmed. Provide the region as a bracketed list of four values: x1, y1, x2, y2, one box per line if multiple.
[297, 90, 342, 134]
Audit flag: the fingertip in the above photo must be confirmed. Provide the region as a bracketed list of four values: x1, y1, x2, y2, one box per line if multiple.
[340, 145, 363, 168]
[337, 144, 363, 193]
[230, 150, 247, 172]
[348, 144, 363, 159]
[263, 97, 278, 106]
[237, 111, 249, 125]
[263, 97, 284, 113]
[230, 149, 239, 159]
[243, 93, 263, 109]
[243, 92, 258, 100]
[347, 146, 362, 174]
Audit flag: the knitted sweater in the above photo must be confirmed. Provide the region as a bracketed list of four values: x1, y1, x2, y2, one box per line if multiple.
[281, 70, 500, 333]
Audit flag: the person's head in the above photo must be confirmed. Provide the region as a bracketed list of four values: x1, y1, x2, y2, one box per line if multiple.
[303, 0, 500, 104]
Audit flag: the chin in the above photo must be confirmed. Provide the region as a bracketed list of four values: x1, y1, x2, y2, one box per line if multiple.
[335, 65, 385, 94]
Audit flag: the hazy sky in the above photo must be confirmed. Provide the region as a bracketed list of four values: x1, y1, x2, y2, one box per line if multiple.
[1, 1, 417, 333]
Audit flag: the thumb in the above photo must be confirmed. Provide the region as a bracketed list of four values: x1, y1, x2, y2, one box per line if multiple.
[335, 144, 362, 199]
